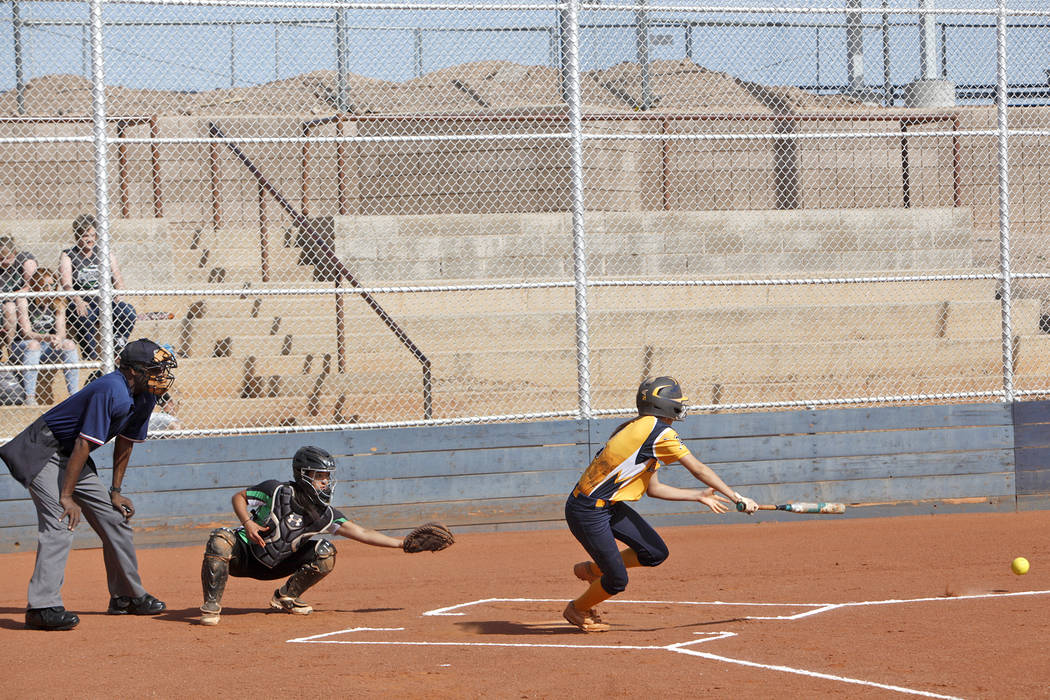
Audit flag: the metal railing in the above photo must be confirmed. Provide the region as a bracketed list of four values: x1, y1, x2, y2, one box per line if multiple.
[207, 121, 434, 419]
[0, 115, 163, 219]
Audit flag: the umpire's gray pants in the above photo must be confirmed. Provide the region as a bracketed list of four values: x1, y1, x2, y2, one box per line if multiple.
[26, 454, 146, 609]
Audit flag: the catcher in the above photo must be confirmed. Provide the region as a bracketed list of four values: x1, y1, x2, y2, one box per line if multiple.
[198, 445, 453, 625]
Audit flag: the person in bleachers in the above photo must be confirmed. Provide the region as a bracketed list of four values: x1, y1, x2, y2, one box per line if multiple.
[11, 268, 79, 406]
[0, 236, 38, 357]
[59, 214, 137, 362]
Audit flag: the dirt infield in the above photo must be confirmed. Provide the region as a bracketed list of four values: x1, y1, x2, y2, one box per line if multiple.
[2, 511, 1048, 698]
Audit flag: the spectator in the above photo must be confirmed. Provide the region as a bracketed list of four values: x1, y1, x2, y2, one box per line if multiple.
[59, 214, 137, 362]
[0, 236, 38, 355]
[11, 268, 79, 406]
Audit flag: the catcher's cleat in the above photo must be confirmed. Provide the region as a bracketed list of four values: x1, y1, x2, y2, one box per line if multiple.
[573, 561, 600, 583]
[562, 601, 610, 632]
[270, 589, 313, 615]
[107, 593, 166, 615]
[199, 603, 221, 626]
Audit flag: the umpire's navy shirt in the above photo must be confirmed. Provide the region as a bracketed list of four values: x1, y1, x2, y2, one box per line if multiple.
[43, 371, 156, 455]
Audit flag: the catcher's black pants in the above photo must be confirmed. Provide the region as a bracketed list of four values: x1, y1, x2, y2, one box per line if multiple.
[229, 536, 330, 581]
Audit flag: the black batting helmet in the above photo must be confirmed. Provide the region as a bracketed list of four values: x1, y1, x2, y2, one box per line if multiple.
[292, 445, 336, 507]
[636, 376, 688, 420]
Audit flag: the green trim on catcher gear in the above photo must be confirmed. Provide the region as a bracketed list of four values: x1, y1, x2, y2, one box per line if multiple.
[245, 488, 272, 522]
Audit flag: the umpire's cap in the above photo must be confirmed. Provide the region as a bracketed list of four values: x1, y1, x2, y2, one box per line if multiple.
[119, 338, 177, 395]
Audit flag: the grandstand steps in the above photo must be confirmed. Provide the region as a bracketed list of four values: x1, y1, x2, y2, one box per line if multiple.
[167, 331, 1045, 404]
[134, 298, 1042, 363]
[171, 246, 304, 276]
[173, 264, 317, 286]
[132, 276, 1004, 318]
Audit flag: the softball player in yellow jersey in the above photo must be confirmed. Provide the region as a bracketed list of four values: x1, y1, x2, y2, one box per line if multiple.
[563, 376, 759, 632]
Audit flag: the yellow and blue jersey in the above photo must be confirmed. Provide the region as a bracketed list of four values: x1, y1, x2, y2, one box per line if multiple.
[574, 415, 691, 503]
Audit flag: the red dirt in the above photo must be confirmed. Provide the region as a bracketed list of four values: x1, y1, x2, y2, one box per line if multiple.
[2, 511, 1048, 698]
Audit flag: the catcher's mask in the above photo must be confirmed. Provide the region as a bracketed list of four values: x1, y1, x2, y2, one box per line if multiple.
[119, 338, 177, 396]
[292, 445, 336, 507]
[636, 376, 688, 420]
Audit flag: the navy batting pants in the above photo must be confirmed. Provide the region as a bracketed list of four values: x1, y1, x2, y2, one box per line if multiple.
[565, 494, 669, 596]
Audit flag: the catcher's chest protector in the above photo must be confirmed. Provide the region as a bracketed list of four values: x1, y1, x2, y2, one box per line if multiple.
[250, 484, 335, 568]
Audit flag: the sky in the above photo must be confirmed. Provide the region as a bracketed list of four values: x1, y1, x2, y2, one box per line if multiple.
[1, 1, 1048, 104]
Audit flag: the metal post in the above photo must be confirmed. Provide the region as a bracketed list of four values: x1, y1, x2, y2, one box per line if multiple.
[882, 0, 892, 105]
[940, 22, 948, 78]
[635, 0, 653, 110]
[12, 0, 26, 115]
[558, 3, 571, 103]
[845, 0, 865, 98]
[88, 0, 115, 372]
[413, 28, 423, 78]
[994, 0, 1013, 402]
[814, 27, 820, 86]
[257, 182, 270, 283]
[563, 0, 591, 419]
[335, 8, 350, 111]
[229, 24, 235, 88]
[684, 23, 693, 63]
[918, 0, 939, 81]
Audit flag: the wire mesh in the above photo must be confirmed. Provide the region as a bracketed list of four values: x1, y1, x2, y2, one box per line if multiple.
[0, 0, 1048, 438]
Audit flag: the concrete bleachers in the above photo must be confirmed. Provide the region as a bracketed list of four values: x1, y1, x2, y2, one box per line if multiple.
[1, 206, 1045, 433]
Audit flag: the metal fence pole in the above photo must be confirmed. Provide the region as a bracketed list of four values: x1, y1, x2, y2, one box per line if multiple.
[918, 0, 939, 81]
[89, 0, 115, 372]
[994, 0, 1013, 402]
[845, 0, 865, 98]
[413, 27, 423, 78]
[12, 0, 26, 115]
[229, 24, 235, 88]
[881, 0, 892, 105]
[558, 4, 570, 103]
[335, 8, 351, 111]
[635, 0, 653, 110]
[563, 0, 591, 419]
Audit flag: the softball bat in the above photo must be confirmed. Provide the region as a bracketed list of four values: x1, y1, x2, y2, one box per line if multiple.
[737, 501, 846, 514]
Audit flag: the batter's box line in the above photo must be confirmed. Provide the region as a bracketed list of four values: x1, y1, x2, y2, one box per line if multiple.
[422, 597, 824, 617]
[423, 589, 1050, 621]
[286, 625, 962, 699]
[288, 626, 734, 650]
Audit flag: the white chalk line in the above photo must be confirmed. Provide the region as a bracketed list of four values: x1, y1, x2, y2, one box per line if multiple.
[753, 588, 1050, 621]
[423, 597, 823, 617]
[288, 626, 404, 643]
[668, 639, 963, 700]
[289, 590, 1050, 698]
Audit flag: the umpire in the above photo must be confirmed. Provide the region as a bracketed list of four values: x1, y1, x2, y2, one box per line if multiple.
[0, 338, 177, 630]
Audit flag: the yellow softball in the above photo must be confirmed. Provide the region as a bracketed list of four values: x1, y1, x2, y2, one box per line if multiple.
[1011, 557, 1030, 575]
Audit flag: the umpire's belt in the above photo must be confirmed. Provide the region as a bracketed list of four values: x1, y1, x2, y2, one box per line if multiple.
[572, 485, 609, 508]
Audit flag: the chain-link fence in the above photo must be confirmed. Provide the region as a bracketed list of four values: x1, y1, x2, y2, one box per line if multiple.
[0, 0, 1048, 438]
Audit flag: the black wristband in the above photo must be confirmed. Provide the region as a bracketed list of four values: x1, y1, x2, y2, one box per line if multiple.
[109, 486, 121, 494]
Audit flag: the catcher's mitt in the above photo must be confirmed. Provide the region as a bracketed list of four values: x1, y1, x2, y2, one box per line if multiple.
[402, 522, 455, 553]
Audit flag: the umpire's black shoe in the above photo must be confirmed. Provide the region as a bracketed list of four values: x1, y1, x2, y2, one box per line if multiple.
[25, 606, 80, 631]
[107, 593, 166, 615]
